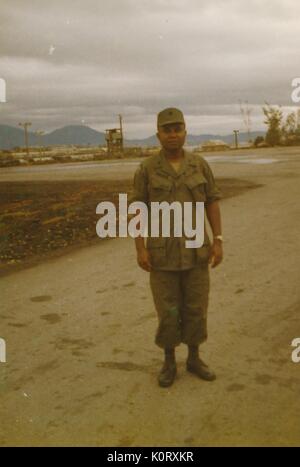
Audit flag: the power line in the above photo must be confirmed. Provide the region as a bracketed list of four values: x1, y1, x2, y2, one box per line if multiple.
[239, 100, 252, 142]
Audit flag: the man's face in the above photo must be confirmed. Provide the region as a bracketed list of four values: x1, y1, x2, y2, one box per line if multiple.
[157, 123, 186, 151]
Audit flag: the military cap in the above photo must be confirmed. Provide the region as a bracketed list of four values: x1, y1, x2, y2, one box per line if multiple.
[157, 107, 185, 127]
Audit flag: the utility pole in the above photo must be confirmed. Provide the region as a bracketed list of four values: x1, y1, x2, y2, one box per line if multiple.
[19, 122, 32, 157]
[35, 130, 45, 156]
[233, 130, 239, 149]
[119, 114, 124, 152]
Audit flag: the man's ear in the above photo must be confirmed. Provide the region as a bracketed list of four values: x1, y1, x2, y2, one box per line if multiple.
[156, 132, 161, 143]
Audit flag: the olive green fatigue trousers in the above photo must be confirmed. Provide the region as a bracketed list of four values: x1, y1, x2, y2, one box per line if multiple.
[150, 264, 209, 349]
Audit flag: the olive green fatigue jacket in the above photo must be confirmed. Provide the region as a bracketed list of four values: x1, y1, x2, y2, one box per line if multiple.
[130, 149, 221, 271]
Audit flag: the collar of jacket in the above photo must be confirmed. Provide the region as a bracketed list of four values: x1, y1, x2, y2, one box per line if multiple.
[154, 148, 198, 178]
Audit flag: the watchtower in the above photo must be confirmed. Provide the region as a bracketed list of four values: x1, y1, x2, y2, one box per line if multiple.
[105, 115, 124, 155]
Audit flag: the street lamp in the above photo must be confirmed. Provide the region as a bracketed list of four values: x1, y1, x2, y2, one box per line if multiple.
[233, 130, 239, 149]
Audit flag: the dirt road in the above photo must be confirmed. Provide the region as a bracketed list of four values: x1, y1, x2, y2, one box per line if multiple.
[0, 147, 300, 446]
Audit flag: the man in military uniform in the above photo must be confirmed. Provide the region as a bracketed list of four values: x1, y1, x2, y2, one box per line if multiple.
[130, 108, 223, 387]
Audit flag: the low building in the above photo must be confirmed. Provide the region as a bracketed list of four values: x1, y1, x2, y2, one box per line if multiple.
[201, 140, 230, 151]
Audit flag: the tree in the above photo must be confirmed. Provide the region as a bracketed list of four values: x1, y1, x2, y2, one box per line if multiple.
[262, 103, 283, 146]
[282, 111, 297, 137]
[294, 109, 300, 139]
[281, 109, 300, 145]
[254, 136, 264, 147]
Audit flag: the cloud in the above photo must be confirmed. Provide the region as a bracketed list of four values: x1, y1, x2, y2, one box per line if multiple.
[0, 0, 299, 137]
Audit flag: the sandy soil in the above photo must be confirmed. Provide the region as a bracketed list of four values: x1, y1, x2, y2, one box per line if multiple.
[0, 146, 300, 446]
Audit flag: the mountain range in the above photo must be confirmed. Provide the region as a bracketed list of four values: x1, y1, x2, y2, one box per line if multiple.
[0, 124, 265, 150]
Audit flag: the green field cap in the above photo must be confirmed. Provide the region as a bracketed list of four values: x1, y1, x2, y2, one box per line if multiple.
[157, 107, 185, 127]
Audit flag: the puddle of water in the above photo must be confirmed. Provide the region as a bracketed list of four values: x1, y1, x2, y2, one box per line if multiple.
[206, 155, 279, 164]
[235, 158, 278, 164]
[40, 313, 61, 324]
[30, 295, 52, 302]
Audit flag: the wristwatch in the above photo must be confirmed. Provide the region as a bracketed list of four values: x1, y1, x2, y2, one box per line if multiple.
[214, 235, 224, 242]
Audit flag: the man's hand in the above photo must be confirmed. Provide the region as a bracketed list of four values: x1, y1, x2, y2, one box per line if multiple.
[209, 240, 223, 268]
[137, 247, 152, 272]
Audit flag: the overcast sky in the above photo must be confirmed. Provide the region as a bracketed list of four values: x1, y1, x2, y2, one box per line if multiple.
[0, 0, 299, 137]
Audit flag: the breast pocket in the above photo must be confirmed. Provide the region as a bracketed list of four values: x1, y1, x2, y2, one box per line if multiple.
[184, 174, 207, 202]
[149, 178, 173, 202]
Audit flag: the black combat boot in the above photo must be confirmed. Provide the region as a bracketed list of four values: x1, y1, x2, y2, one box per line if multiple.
[158, 348, 177, 387]
[186, 345, 216, 381]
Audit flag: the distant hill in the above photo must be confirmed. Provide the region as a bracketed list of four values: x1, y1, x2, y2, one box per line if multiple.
[44, 125, 106, 146]
[0, 124, 265, 150]
[0, 125, 26, 149]
[0, 125, 107, 149]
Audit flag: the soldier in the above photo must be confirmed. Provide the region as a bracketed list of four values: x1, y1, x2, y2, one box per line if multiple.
[130, 108, 223, 387]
